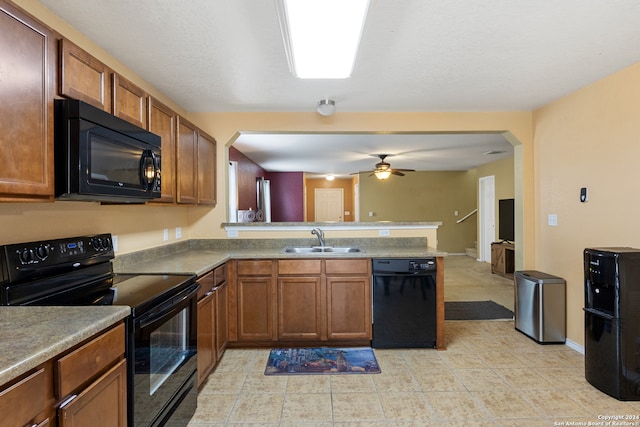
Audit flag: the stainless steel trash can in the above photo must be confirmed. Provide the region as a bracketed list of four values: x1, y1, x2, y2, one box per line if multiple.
[514, 270, 566, 343]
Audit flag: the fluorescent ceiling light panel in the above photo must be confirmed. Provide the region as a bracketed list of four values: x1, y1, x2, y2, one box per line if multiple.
[279, 0, 369, 79]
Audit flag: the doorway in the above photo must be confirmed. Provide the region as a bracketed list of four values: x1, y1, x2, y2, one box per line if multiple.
[314, 188, 344, 221]
[478, 175, 495, 262]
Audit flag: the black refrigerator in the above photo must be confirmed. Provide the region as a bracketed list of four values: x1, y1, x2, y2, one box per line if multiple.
[584, 247, 640, 400]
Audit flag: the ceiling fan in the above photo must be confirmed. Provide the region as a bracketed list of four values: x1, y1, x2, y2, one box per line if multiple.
[351, 154, 415, 180]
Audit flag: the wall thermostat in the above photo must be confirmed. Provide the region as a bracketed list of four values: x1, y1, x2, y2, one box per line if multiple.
[580, 187, 588, 203]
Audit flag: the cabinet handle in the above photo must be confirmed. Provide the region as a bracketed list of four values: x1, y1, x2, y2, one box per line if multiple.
[58, 394, 77, 408]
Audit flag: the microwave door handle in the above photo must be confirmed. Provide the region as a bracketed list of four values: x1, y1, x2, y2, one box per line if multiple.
[140, 150, 159, 190]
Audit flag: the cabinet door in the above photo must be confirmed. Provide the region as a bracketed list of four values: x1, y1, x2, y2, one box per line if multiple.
[278, 276, 324, 340]
[176, 116, 198, 204]
[58, 359, 127, 427]
[0, 2, 55, 201]
[197, 291, 216, 388]
[197, 130, 217, 206]
[58, 38, 111, 112]
[147, 96, 176, 203]
[215, 280, 229, 361]
[326, 276, 372, 340]
[0, 367, 47, 427]
[112, 74, 146, 128]
[236, 276, 275, 341]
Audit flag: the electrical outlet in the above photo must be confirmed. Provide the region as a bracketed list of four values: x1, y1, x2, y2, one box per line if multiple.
[548, 214, 558, 226]
[112, 235, 118, 252]
[227, 230, 238, 238]
[175, 227, 182, 239]
[379, 229, 390, 236]
[163, 228, 169, 241]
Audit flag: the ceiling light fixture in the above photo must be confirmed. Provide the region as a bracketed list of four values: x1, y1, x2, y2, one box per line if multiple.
[374, 170, 391, 180]
[276, 0, 370, 79]
[317, 99, 336, 116]
[325, 175, 335, 181]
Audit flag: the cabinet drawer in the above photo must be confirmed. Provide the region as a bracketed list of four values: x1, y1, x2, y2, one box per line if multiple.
[325, 259, 370, 275]
[197, 270, 215, 299]
[214, 263, 227, 286]
[0, 367, 46, 427]
[57, 323, 125, 398]
[278, 259, 322, 275]
[237, 260, 273, 276]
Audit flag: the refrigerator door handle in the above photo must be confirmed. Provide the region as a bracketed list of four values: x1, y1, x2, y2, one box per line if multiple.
[583, 307, 615, 320]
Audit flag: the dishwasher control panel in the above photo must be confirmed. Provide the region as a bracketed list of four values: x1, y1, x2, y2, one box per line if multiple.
[373, 258, 436, 273]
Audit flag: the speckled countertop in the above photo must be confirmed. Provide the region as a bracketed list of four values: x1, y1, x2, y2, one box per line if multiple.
[0, 306, 130, 386]
[113, 238, 446, 277]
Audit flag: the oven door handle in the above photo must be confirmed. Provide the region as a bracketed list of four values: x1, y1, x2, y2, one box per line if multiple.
[136, 282, 200, 329]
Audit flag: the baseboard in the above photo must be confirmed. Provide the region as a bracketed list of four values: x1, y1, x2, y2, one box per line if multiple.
[565, 338, 584, 354]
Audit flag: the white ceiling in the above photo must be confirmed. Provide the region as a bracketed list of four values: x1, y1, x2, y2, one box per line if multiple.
[39, 0, 640, 176]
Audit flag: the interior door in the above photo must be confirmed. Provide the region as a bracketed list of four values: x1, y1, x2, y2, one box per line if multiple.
[314, 188, 343, 221]
[478, 175, 495, 262]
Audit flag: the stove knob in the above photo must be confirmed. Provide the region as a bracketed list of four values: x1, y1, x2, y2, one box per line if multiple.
[100, 237, 111, 250]
[35, 244, 50, 260]
[19, 248, 34, 264]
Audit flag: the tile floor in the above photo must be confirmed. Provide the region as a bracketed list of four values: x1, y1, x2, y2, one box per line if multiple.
[188, 256, 640, 426]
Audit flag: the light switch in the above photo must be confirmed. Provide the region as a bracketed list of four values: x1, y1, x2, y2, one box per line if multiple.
[548, 214, 558, 226]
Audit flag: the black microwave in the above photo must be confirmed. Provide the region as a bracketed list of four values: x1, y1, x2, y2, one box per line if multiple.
[54, 99, 161, 203]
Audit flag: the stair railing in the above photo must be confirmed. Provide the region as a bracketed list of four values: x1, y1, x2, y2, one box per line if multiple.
[456, 208, 477, 224]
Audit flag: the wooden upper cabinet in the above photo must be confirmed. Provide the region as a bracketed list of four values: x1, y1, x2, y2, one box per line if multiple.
[176, 116, 198, 204]
[197, 130, 217, 206]
[147, 96, 176, 203]
[58, 38, 111, 112]
[112, 74, 146, 128]
[0, 1, 55, 201]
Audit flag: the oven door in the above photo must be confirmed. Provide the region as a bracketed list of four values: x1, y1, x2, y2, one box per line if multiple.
[132, 283, 198, 427]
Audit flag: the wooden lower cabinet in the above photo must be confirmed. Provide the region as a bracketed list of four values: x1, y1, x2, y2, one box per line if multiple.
[58, 359, 127, 427]
[234, 260, 277, 342]
[197, 264, 229, 387]
[278, 275, 324, 340]
[0, 366, 49, 427]
[214, 279, 229, 361]
[326, 275, 372, 340]
[197, 289, 216, 387]
[237, 276, 276, 341]
[0, 321, 126, 427]
[232, 258, 371, 346]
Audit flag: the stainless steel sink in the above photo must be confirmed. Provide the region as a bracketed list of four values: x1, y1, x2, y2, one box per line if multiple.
[281, 246, 363, 254]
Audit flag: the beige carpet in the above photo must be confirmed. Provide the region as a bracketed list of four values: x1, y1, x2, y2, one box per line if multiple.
[444, 255, 515, 311]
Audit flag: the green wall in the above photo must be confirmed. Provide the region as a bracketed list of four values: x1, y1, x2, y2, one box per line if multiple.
[359, 157, 515, 253]
[359, 170, 478, 253]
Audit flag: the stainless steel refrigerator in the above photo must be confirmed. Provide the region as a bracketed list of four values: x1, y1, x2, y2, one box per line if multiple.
[584, 247, 640, 400]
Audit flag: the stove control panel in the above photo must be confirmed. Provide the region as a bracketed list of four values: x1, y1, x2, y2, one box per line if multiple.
[0, 234, 114, 284]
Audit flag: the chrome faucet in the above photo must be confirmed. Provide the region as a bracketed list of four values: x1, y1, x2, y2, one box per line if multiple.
[311, 228, 325, 247]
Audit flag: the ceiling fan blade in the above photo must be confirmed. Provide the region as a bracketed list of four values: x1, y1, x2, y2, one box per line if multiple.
[392, 170, 405, 176]
[393, 168, 415, 172]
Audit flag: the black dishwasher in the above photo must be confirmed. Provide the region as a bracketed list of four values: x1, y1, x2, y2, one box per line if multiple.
[372, 258, 437, 348]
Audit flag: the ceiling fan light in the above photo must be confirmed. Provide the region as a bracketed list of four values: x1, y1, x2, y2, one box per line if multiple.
[317, 99, 336, 116]
[374, 170, 391, 180]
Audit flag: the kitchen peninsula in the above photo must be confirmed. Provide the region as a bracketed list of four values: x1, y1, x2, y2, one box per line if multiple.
[112, 227, 447, 351]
